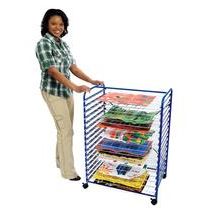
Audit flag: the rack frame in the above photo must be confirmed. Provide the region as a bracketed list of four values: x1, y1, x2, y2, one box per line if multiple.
[82, 85, 173, 205]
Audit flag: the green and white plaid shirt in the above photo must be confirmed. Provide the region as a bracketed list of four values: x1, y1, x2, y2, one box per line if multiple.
[36, 33, 76, 98]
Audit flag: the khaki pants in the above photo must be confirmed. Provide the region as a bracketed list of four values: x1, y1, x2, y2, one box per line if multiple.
[41, 91, 78, 179]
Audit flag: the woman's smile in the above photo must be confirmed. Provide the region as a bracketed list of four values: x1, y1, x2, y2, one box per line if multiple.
[48, 15, 64, 38]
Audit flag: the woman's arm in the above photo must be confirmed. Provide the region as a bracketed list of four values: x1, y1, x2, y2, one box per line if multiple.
[48, 67, 90, 93]
[69, 64, 104, 85]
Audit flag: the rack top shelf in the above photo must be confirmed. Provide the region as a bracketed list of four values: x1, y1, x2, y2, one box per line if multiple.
[84, 85, 172, 111]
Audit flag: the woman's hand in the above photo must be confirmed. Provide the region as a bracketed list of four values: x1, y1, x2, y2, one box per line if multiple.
[74, 85, 90, 93]
[90, 80, 104, 85]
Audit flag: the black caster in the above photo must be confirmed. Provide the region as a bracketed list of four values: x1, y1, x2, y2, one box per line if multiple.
[151, 199, 157, 205]
[163, 173, 167, 179]
[82, 183, 88, 189]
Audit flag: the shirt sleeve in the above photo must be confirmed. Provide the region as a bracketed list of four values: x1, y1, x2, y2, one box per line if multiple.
[36, 39, 56, 71]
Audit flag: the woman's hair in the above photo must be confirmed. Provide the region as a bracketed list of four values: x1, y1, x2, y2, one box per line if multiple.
[41, 9, 69, 37]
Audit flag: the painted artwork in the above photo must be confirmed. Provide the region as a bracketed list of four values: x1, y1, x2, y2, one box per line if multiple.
[93, 160, 149, 192]
[96, 138, 152, 158]
[104, 128, 154, 145]
[98, 92, 155, 106]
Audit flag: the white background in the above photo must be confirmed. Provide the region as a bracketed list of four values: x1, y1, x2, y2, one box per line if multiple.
[0, 0, 215, 215]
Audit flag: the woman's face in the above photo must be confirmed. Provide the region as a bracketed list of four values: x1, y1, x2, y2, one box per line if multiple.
[48, 15, 64, 38]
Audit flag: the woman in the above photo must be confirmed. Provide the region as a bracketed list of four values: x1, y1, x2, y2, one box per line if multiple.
[36, 9, 103, 181]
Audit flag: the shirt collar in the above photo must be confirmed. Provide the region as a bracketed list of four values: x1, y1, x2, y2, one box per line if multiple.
[45, 32, 63, 44]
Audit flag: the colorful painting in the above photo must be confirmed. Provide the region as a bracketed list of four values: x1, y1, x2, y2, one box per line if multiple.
[104, 105, 158, 125]
[93, 161, 149, 191]
[98, 92, 155, 106]
[96, 138, 152, 158]
[104, 128, 154, 144]
[93, 160, 148, 179]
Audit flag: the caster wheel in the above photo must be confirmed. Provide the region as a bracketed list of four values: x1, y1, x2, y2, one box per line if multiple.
[163, 173, 167, 179]
[82, 183, 88, 189]
[151, 199, 157, 205]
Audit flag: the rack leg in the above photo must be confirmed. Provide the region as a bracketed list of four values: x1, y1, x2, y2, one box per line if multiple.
[151, 198, 157, 205]
[82, 183, 89, 189]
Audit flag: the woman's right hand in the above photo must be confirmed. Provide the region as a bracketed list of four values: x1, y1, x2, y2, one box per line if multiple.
[74, 85, 90, 93]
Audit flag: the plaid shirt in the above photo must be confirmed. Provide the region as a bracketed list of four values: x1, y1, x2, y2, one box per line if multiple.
[36, 33, 76, 98]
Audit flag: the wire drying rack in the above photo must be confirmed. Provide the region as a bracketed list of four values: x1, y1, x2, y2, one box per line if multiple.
[82, 85, 172, 205]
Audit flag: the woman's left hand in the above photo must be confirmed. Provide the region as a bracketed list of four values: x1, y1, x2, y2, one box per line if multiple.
[90, 80, 104, 85]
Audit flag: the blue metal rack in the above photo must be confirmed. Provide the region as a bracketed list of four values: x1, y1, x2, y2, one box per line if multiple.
[82, 85, 172, 205]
